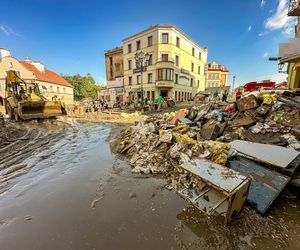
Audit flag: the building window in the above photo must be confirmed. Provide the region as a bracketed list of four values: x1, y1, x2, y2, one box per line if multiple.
[63, 88, 66, 93]
[162, 54, 169, 61]
[137, 75, 141, 84]
[136, 40, 141, 50]
[199, 52, 201, 60]
[157, 68, 174, 81]
[197, 80, 200, 88]
[192, 48, 195, 56]
[191, 62, 194, 72]
[162, 33, 169, 44]
[152, 91, 155, 101]
[8, 62, 13, 68]
[109, 57, 113, 78]
[176, 37, 180, 47]
[57, 87, 60, 93]
[50, 86, 53, 92]
[198, 65, 200, 74]
[148, 36, 153, 46]
[175, 55, 179, 66]
[148, 73, 153, 83]
[175, 73, 179, 84]
[128, 60, 132, 70]
[190, 78, 193, 87]
[128, 44, 132, 53]
[148, 54, 153, 65]
[128, 76, 132, 85]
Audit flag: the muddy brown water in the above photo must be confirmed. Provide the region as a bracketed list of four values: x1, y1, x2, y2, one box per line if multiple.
[0, 121, 299, 250]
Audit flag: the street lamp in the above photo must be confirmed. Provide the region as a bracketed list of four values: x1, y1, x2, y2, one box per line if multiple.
[134, 51, 150, 112]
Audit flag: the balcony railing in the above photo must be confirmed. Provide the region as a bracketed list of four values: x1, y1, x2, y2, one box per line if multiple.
[156, 58, 174, 64]
[288, 0, 300, 16]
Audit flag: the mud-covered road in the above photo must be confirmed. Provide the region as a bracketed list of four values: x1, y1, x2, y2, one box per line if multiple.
[0, 121, 299, 250]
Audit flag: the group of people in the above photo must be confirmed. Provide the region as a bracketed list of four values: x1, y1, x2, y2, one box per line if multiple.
[212, 89, 229, 102]
[211, 88, 243, 103]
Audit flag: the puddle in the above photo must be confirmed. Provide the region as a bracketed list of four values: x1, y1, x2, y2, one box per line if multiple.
[0, 121, 299, 249]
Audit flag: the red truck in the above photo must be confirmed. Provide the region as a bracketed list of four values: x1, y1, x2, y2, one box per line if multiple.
[243, 81, 275, 92]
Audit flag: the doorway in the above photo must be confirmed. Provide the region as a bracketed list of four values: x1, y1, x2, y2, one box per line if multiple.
[160, 90, 168, 98]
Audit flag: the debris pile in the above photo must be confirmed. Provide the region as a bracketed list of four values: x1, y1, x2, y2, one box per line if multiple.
[116, 89, 300, 220]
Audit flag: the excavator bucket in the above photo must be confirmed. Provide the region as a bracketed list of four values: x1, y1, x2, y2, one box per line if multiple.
[19, 100, 63, 119]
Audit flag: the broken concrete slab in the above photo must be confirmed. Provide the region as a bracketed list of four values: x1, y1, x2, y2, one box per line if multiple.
[242, 131, 284, 145]
[201, 124, 220, 140]
[228, 156, 290, 214]
[236, 95, 258, 111]
[231, 116, 255, 128]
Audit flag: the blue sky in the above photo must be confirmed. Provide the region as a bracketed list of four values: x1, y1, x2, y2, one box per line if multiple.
[0, 0, 297, 86]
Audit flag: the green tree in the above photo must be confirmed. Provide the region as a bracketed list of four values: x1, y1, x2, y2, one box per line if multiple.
[61, 74, 101, 100]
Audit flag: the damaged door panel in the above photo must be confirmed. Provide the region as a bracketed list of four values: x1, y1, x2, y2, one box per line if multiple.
[231, 140, 300, 170]
[178, 159, 251, 224]
[228, 156, 290, 214]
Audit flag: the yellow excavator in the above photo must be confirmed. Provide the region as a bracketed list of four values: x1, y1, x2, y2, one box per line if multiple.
[4, 70, 63, 120]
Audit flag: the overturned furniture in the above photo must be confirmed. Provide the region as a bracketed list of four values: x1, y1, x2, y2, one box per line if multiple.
[177, 159, 251, 224]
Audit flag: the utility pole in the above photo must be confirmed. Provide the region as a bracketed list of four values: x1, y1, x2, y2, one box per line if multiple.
[232, 75, 236, 93]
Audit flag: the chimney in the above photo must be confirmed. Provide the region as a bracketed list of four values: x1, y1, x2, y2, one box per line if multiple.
[0, 48, 11, 59]
[24, 56, 32, 62]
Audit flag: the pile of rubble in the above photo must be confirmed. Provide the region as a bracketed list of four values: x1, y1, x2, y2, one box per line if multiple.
[115, 89, 300, 222]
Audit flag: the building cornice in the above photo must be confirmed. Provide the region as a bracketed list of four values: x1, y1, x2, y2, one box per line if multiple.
[122, 24, 207, 53]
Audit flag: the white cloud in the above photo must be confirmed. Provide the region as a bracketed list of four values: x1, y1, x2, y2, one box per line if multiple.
[261, 0, 266, 8]
[265, 0, 294, 35]
[248, 25, 252, 31]
[0, 24, 20, 37]
[263, 52, 268, 58]
[258, 31, 269, 36]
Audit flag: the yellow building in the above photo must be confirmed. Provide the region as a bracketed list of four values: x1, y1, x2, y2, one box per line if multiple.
[281, 54, 300, 88]
[282, 3, 300, 88]
[122, 24, 208, 102]
[206, 61, 229, 88]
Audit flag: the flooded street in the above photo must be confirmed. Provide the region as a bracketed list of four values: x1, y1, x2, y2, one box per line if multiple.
[0, 121, 299, 250]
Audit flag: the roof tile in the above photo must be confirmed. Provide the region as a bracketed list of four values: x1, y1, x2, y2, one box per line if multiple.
[20, 61, 73, 88]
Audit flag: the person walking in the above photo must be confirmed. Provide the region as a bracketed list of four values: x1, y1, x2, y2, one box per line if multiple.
[222, 91, 228, 102]
[156, 95, 164, 111]
[213, 89, 218, 102]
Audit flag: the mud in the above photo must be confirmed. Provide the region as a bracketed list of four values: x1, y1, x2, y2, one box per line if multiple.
[0, 121, 299, 249]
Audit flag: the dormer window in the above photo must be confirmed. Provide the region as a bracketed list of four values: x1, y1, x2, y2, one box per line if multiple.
[8, 62, 13, 68]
